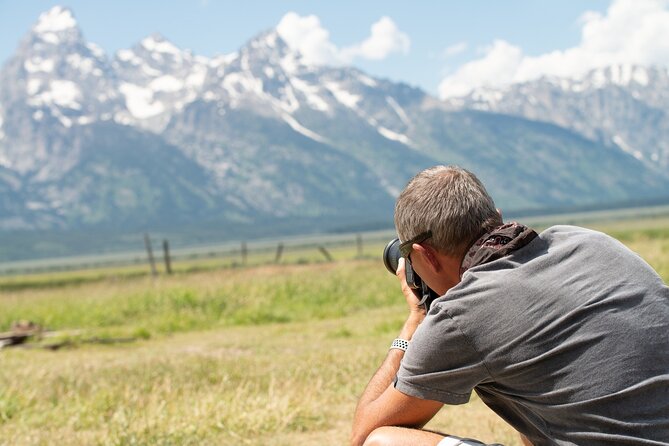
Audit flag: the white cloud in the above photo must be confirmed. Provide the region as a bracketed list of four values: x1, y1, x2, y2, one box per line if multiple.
[440, 40, 523, 98]
[276, 13, 410, 66]
[341, 17, 410, 61]
[439, 0, 669, 99]
[443, 41, 468, 57]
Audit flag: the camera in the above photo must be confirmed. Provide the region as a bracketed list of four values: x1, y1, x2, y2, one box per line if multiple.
[383, 238, 439, 310]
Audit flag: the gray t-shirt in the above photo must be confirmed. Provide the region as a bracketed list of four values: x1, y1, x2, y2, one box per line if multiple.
[395, 225, 669, 445]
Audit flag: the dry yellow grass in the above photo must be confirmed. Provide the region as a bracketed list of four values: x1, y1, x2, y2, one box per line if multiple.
[0, 307, 521, 445]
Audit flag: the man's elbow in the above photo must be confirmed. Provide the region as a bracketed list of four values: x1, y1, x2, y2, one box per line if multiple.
[350, 411, 378, 446]
[350, 430, 366, 446]
[350, 419, 372, 446]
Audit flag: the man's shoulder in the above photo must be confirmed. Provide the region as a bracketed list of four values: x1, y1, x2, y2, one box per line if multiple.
[537, 224, 633, 255]
[538, 224, 603, 239]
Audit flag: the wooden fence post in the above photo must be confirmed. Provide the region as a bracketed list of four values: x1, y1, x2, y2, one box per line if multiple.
[274, 243, 284, 263]
[162, 239, 173, 275]
[144, 233, 158, 278]
[356, 234, 363, 258]
[318, 246, 333, 262]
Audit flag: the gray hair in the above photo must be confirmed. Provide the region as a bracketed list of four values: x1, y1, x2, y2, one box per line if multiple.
[394, 165, 502, 256]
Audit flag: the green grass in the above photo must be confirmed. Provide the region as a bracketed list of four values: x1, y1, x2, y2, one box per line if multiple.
[0, 260, 397, 339]
[0, 220, 667, 445]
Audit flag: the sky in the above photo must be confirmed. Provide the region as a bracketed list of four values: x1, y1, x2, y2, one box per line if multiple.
[2, 0, 668, 97]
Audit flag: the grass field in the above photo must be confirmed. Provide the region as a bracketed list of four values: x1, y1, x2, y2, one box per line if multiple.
[1, 218, 668, 445]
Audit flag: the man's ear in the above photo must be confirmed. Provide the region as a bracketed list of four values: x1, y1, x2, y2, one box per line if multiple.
[412, 243, 442, 273]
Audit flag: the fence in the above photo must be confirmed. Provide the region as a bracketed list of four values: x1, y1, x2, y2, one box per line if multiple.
[0, 229, 397, 277]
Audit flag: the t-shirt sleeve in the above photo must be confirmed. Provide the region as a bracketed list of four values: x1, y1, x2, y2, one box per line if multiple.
[394, 304, 490, 405]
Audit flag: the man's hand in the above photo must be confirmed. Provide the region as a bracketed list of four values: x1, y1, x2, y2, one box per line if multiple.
[396, 257, 425, 340]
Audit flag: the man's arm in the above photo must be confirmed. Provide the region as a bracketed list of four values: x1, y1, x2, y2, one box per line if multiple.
[350, 259, 443, 446]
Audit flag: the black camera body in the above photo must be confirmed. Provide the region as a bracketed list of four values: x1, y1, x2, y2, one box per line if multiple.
[383, 238, 439, 311]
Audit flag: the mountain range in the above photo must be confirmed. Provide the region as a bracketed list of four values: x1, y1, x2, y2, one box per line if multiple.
[1, 6, 668, 259]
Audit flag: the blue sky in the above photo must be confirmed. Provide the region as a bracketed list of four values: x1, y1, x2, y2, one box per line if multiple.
[4, 0, 667, 97]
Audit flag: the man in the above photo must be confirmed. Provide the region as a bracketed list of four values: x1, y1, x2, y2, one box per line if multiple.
[351, 166, 669, 446]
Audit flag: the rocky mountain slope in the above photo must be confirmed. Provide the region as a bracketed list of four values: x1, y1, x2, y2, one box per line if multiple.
[1, 6, 667, 238]
[443, 64, 669, 171]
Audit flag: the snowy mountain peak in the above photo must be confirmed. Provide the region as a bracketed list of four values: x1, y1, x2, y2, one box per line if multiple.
[240, 30, 295, 64]
[33, 6, 78, 34]
[140, 33, 183, 56]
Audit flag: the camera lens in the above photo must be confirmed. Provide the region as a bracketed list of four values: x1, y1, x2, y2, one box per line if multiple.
[383, 238, 401, 274]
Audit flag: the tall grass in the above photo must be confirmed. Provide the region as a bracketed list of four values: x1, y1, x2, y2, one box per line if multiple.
[0, 261, 399, 338]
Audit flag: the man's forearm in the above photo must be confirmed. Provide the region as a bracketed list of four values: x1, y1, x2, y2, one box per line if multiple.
[355, 316, 421, 407]
[351, 315, 422, 445]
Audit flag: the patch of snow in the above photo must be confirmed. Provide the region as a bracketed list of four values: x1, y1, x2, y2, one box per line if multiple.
[27, 79, 42, 95]
[117, 49, 135, 62]
[0, 154, 9, 167]
[571, 82, 586, 93]
[87, 42, 105, 59]
[651, 153, 660, 162]
[92, 68, 103, 77]
[59, 115, 72, 128]
[290, 77, 328, 111]
[34, 6, 77, 33]
[222, 72, 264, 97]
[67, 53, 95, 75]
[33, 110, 44, 120]
[51, 80, 82, 109]
[29, 80, 82, 110]
[632, 67, 649, 86]
[612, 135, 642, 160]
[357, 74, 378, 87]
[113, 112, 133, 125]
[278, 85, 300, 113]
[77, 116, 94, 125]
[281, 113, 327, 143]
[119, 83, 164, 119]
[141, 36, 181, 56]
[379, 176, 400, 197]
[212, 52, 238, 67]
[386, 96, 410, 126]
[590, 69, 607, 89]
[203, 91, 218, 101]
[141, 63, 162, 77]
[264, 67, 275, 78]
[241, 53, 250, 71]
[149, 75, 184, 92]
[186, 64, 207, 88]
[265, 33, 278, 48]
[378, 126, 410, 145]
[24, 57, 55, 73]
[41, 32, 60, 44]
[280, 53, 299, 75]
[325, 82, 360, 109]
